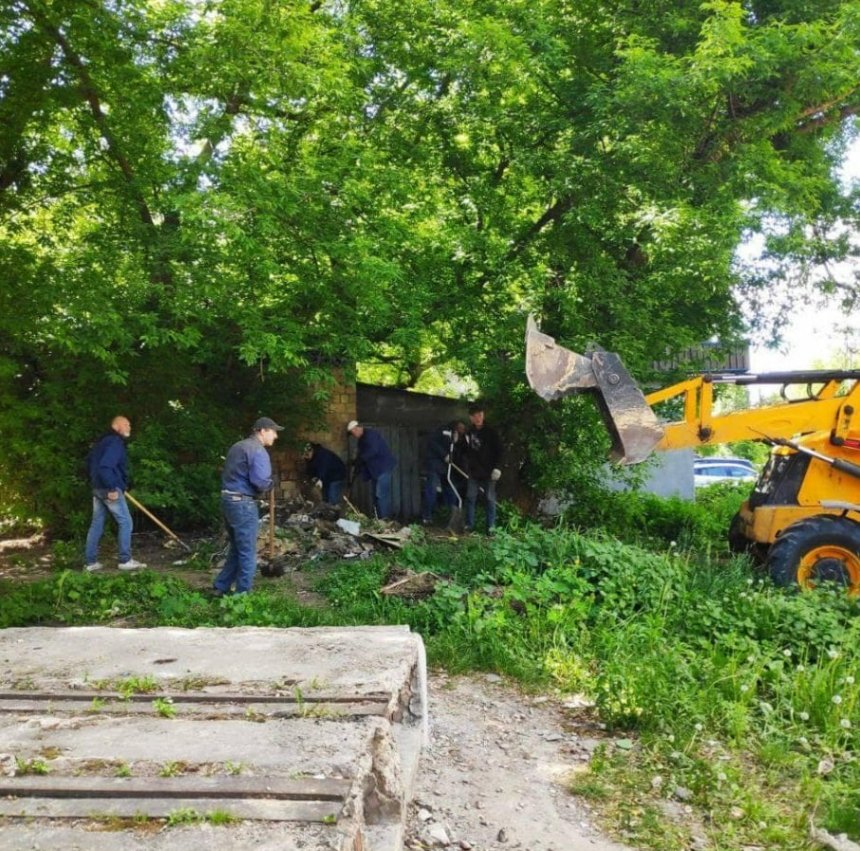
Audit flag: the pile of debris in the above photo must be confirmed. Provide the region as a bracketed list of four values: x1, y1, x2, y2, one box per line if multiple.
[255, 497, 415, 577]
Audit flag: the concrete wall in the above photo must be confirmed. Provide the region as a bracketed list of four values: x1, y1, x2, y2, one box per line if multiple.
[604, 449, 696, 500]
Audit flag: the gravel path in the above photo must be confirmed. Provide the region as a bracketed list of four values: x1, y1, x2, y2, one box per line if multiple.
[405, 672, 634, 851]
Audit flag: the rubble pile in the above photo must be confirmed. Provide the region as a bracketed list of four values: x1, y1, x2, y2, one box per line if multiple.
[254, 496, 415, 575]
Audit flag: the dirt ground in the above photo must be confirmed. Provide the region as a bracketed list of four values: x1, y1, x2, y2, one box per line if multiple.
[405, 673, 632, 851]
[0, 531, 220, 588]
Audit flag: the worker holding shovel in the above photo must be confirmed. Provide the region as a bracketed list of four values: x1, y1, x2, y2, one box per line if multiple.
[462, 403, 503, 534]
[213, 416, 283, 597]
[84, 415, 146, 572]
[421, 419, 466, 527]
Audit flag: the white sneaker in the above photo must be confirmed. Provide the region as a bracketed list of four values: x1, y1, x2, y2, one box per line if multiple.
[84, 562, 104, 573]
[118, 558, 146, 571]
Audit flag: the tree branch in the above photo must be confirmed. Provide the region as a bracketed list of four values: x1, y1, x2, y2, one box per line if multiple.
[504, 195, 575, 263]
[25, 3, 156, 228]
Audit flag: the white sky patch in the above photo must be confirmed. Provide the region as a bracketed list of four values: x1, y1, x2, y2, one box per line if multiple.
[749, 134, 860, 372]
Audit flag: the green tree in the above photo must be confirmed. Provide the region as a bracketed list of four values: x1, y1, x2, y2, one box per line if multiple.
[1, 0, 857, 528]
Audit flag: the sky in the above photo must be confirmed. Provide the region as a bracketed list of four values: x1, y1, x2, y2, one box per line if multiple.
[748, 135, 860, 373]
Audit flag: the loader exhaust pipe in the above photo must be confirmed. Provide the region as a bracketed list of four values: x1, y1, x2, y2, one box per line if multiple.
[525, 317, 664, 464]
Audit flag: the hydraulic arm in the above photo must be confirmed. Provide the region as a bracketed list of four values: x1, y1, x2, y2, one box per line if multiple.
[525, 317, 860, 463]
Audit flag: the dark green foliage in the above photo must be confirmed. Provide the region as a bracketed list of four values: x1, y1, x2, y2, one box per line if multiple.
[2, 0, 858, 527]
[562, 479, 750, 552]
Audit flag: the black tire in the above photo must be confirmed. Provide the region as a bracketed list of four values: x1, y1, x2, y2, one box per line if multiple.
[728, 512, 767, 565]
[728, 512, 751, 555]
[767, 515, 860, 592]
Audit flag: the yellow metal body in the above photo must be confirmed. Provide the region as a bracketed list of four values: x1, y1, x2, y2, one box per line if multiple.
[644, 376, 860, 546]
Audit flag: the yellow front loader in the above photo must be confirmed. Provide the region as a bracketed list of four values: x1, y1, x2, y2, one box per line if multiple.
[525, 318, 860, 594]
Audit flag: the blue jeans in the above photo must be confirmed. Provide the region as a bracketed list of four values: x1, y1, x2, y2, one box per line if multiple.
[373, 470, 394, 519]
[422, 471, 458, 522]
[323, 480, 345, 505]
[466, 479, 497, 531]
[85, 490, 132, 564]
[215, 495, 260, 593]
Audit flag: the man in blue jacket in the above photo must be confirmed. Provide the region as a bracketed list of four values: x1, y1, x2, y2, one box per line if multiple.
[303, 442, 347, 505]
[421, 419, 466, 525]
[214, 416, 283, 596]
[347, 420, 397, 519]
[84, 415, 146, 572]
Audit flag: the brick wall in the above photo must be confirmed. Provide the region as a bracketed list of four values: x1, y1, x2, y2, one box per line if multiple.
[270, 372, 356, 500]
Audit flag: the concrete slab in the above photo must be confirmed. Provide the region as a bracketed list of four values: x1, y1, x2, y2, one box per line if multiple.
[0, 626, 427, 851]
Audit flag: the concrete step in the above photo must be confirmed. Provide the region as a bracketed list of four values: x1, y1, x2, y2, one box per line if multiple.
[0, 626, 428, 851]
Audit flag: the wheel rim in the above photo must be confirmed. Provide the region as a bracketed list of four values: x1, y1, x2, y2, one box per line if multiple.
[797, 545, 860, 595]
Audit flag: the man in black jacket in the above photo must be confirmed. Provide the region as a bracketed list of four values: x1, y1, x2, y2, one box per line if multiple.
[304, 442, 347, 504]
[462, 403, 503, 533]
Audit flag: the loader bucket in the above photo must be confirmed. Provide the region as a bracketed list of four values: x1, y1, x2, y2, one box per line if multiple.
[525, 316, 597, 400]
[525, 317, 664, 464]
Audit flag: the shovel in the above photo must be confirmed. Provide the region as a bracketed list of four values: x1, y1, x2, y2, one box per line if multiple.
[268, 489, 275, 562]
[445, 437, 468, 534]
[125, 492, 192, 553]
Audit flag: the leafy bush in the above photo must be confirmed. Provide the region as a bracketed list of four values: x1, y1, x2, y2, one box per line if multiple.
[561, 480, 748, 552]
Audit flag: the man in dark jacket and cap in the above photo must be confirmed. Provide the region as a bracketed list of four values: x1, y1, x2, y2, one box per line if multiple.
[462, 403, 503, 533]
[347, 420, 397, 519]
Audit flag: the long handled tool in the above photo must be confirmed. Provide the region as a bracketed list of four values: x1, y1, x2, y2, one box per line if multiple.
[446, 465, 465, 533]
[343, 494, 368, 518]
[446, 439, 466, 533]
[268, 489, 276, 561]
[125, 492, 192, 552]
[449, 461, 486, 494]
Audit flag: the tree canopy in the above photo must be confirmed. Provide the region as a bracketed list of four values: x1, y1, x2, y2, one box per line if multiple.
[1, 0, 858, 528]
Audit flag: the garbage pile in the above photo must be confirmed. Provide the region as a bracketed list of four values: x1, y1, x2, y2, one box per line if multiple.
[255, 497, 414, 576]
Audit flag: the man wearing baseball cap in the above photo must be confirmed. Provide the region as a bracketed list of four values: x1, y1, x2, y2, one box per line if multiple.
[347, 420, 397, 519]
[213, 416, 283, 596]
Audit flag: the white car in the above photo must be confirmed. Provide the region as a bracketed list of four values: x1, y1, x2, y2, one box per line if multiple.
[693, 457, 758, 488]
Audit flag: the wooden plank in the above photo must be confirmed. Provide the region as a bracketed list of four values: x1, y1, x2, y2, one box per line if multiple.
[0, 796, 340, 822]
[362, 533, 405, 550]
[0, 775, 351, 801]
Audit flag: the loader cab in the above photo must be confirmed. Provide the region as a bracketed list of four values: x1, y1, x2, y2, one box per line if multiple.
[749, 449, 811, 508]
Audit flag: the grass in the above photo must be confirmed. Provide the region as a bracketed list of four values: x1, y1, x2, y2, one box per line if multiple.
[15, 757, 50, 776]
[2, 483, 859, 849]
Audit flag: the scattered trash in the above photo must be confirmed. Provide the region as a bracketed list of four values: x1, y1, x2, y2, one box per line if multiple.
[381, 569, 442, 599]
[364, 526, 413, 550]
[336, 519, 361, 537]
[238, 496, 415, 575]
